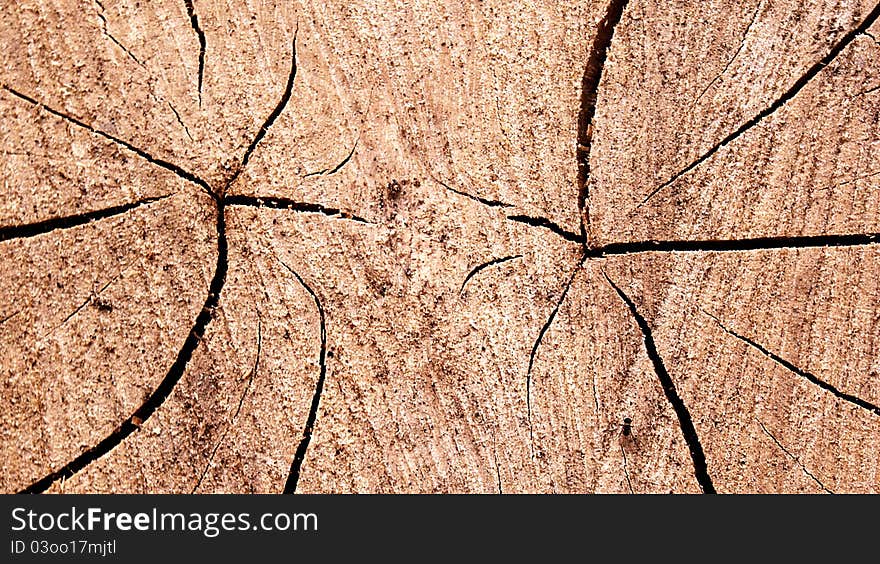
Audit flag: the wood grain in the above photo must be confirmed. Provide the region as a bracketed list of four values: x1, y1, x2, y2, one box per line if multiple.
[1, 0, 878, 493]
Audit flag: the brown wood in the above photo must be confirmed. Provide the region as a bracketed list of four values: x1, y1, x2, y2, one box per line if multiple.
[1, 0, 878, 493]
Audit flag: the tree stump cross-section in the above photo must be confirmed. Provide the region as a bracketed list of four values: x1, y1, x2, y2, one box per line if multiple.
[1, 0, 879, 493]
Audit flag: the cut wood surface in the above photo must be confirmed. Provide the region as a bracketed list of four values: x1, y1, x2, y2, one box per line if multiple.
[1, 0, 878, 493]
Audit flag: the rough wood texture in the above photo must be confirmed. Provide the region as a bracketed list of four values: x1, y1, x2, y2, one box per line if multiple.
[1, 0, 878, 493]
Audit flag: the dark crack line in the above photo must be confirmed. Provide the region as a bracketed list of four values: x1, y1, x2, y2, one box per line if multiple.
[1, 85, 212, 197]
[816, 170, 880, 191]
[603, 272, 716, 494]
[192, 313, 261, 493]
[489, 67, 514, 150]
[586, 232, 880, 257]
[756, 418, 833, 493]
[691, 0, 763, 108]
[19, 203, 229, 494]
[526, 256, 585, 449]
[167, 102, 194, 141]
[434, 177, 513, 209]
[0, 195, 171, 243]
[95, 4, 145, 67]
[98, 22, 144, 67]
[232, 27, 298, 182]
[225, 195, 372, 223]
[460, 255, 523, 293]
[492, 443, 503, 495]
[620, 444, 635, 494]
[641, 1, 880, 206]
[183, 0, 207, 106]
[2, 150, 53, 157]
[704, 310, 880, 417]
[507, 215, 585, 244]
[303, 140, 358, 178]
[59, 284, 112, 327]
[577, 0, 630, 241]
[591, 373, 600, 421]
[280, 261, 327, 494]
[853, 83, 880, 98]
[45, 271, 125, 340]
[0, 311, 19, 326]
[11, 13, 304, 496]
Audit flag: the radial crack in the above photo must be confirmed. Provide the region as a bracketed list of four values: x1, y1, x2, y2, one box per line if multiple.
[577, 0, 631, 240]
[42, 266, 130, 341]
[168, 102, 194, 141]
[434, 177, 513, 209]
[526, 256, 585, 448]
[460, 255, 523, 293]
[704, 310, 880, 417]
[279, 261, 327, 494]
[95, 2, 144, 67]
[0, 195, 171, 243]
[231, 27, 299, 183]
[303, 140, 358, 178]
[691, 0, 763, 107]
[586, 232, 880, 257]
[1, 85, 212, 196]
[641, 1, 880, 206]
[756, 418, 833, 493]
[19, 203, 229, 494]
[507, 215, 586, 245]
[603, 272, 716, 494]
[225, 195, 372, 223]
[182, 0, 207, 106]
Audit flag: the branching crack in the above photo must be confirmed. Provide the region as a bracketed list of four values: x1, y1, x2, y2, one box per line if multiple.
[603, 272, 716, 494]
[460, 255, 523, 293]
[183, 0, 207, 106]
[13, 17, 309, 495]
[225, 195, 372, 223]
[577, 0, 630, 241]
[0, 85, 212, 196]
[756, 418, 833, 493]
[526, 256, 585, 449]
[279, 262, 328, 494]
[0, 195, 172, 243]
[20, 203, 229, 494]
[641, 1, 880, 206]
[703, 310, 880, 417]
[14, 0, 877, 495]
